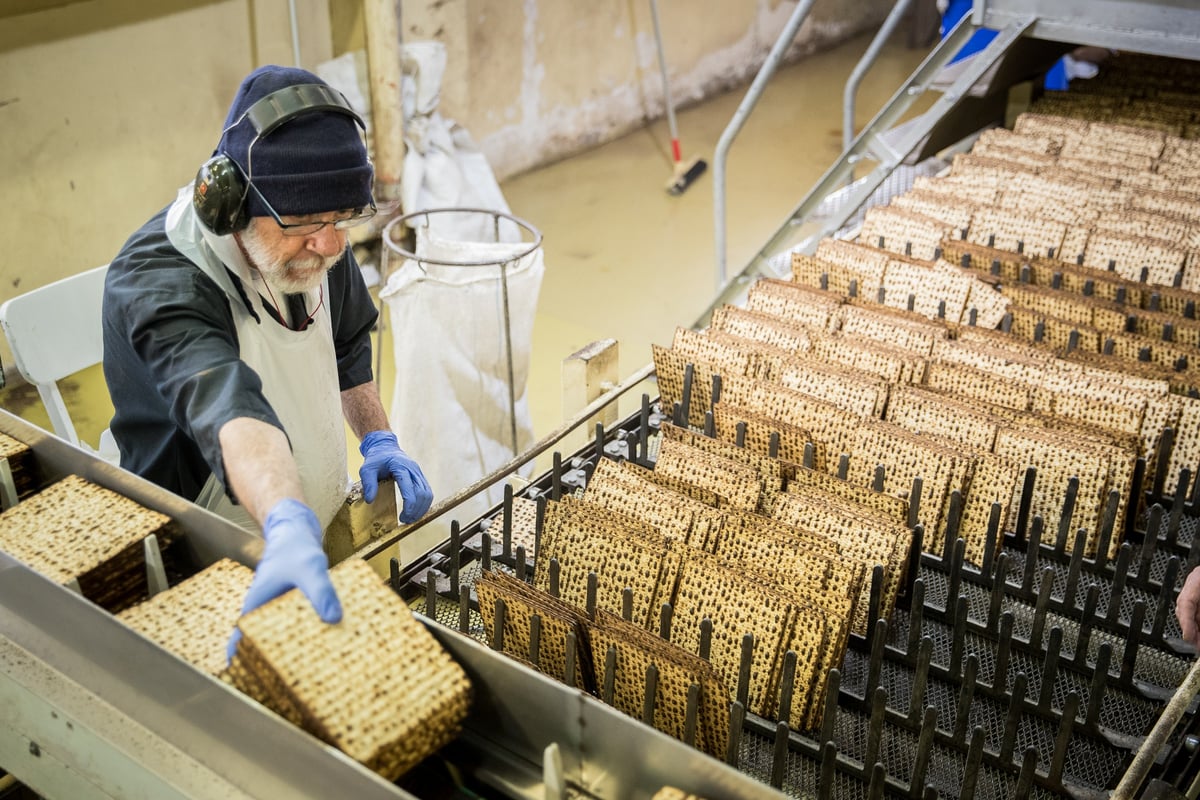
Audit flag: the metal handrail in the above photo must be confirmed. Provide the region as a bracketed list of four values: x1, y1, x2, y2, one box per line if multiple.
[713, 0, 818, 292]
[843, 0, 917, 182]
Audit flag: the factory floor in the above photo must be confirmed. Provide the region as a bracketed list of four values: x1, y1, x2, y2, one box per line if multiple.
[0, 27, 931, 566]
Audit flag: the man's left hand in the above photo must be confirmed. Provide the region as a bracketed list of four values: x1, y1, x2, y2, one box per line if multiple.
[359, 430, 433, 523]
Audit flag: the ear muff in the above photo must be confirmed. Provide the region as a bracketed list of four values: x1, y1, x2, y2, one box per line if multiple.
[193, 155, 249, 236]
[193, 83, 367, 236]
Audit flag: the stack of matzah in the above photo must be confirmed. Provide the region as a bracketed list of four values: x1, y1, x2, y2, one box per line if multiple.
[587, 610, 729, 759]
[531, 494, 682, 628]
[0, 474, 180, 612]
[744, 278, 842, 331]
[581, 457, 723, 550]
[661, 423, 790, 512]
[227, 559, 471, 780]
[859, 206, 953, 262]
[670, 550, 827, 726]
[709, 305, 813, 355]
[771, 488, 911, 635]
[476, 568, 593, 691]
[118, 558, 254, 676]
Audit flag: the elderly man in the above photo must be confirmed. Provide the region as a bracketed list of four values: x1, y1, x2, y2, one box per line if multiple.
[102, 65, 432, 645]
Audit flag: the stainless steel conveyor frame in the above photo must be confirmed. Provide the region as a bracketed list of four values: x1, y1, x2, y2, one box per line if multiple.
[0, 411, 780, 800]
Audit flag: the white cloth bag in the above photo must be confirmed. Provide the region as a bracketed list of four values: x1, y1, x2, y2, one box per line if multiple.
[381, 227, 543, 537]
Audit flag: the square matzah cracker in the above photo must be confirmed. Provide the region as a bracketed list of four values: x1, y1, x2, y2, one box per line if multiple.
[532, 495, 677, 629]
[846, 420, 970, 551]
[809, 331, 928, 385]
[836, 305, 948, 356]
[230, 559, 471, 780]
[771, 490, 911, 636]
[588, 610, 729, 759]
[746, 278, 843, 331]
[791, 254, 867, 296]
[993, 427, 1114, 559]
[661, 423, 793, 507]
[504, 496, 540, 557]
[718, 375, 866, 477]
[672, 328, 757, 379]
[773, 355, 889, 418]
[475, 568, 593, 691]
[885, 385, 1001, 452]
[118, 558, 254, 676]
[583, 457, 724, 550]
[654, 436, 762, 512]
[652, 344, 721, 431]
[711, 402, 812, 467]
[710, 305, 813, 354]
[786, 465, 910, 523]
[671, 552, 796, 719]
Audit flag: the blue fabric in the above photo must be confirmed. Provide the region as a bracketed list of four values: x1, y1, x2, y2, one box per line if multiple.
[1043, 59, 1070, 91]
[940, 1, 1068, 89]
[226, 498, 342, 661]
[942, 0, 997, 65]
[359, 430, 434, 522]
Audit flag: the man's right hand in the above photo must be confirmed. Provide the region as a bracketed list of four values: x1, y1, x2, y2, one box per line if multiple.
[226, 498, 342, 661]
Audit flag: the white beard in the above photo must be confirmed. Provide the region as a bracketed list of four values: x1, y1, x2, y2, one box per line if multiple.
[239, 226, 340, 295]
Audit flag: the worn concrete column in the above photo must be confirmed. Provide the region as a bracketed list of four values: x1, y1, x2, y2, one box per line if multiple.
[364, 0, 405, 202]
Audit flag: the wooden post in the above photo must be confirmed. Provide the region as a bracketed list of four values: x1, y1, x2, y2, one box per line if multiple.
[562, 339, 619, 430]
[363, 0, 404, 203]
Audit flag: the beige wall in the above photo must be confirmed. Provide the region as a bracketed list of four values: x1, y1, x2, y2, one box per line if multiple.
[0, 0, 890, 373]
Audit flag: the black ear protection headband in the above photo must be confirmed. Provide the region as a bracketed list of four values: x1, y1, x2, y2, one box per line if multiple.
[193, 83, 367, 236]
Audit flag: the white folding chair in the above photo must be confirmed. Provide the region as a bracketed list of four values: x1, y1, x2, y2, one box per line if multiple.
[0, 265, 111, 453]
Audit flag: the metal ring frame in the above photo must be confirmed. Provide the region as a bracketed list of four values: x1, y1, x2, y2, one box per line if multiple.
[380, 208, 544, 456]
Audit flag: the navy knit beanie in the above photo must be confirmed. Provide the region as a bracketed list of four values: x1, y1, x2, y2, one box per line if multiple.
[218, 65, 373, 218]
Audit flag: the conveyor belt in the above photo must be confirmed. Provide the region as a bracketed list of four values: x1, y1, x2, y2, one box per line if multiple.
[394, 398, 1200, 799]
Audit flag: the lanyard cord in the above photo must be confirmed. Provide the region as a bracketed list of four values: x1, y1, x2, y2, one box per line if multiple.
[260, 279, 325, 331]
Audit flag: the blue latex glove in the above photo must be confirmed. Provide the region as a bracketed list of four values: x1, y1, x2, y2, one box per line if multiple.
[226, 498, 342, 662]
[359, 430, 433, 523]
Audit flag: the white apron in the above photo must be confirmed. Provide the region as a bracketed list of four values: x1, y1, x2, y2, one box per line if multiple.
[165, 186, 348, 533]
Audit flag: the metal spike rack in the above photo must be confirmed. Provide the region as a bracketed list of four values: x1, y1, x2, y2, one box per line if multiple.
[390, 388, 1200, 799]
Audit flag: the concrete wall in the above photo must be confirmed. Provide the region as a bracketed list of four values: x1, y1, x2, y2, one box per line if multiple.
[0, 0, 891, 372]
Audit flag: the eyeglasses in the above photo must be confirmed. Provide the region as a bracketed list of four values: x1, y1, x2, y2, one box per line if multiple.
[244, 178, 377, 237]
